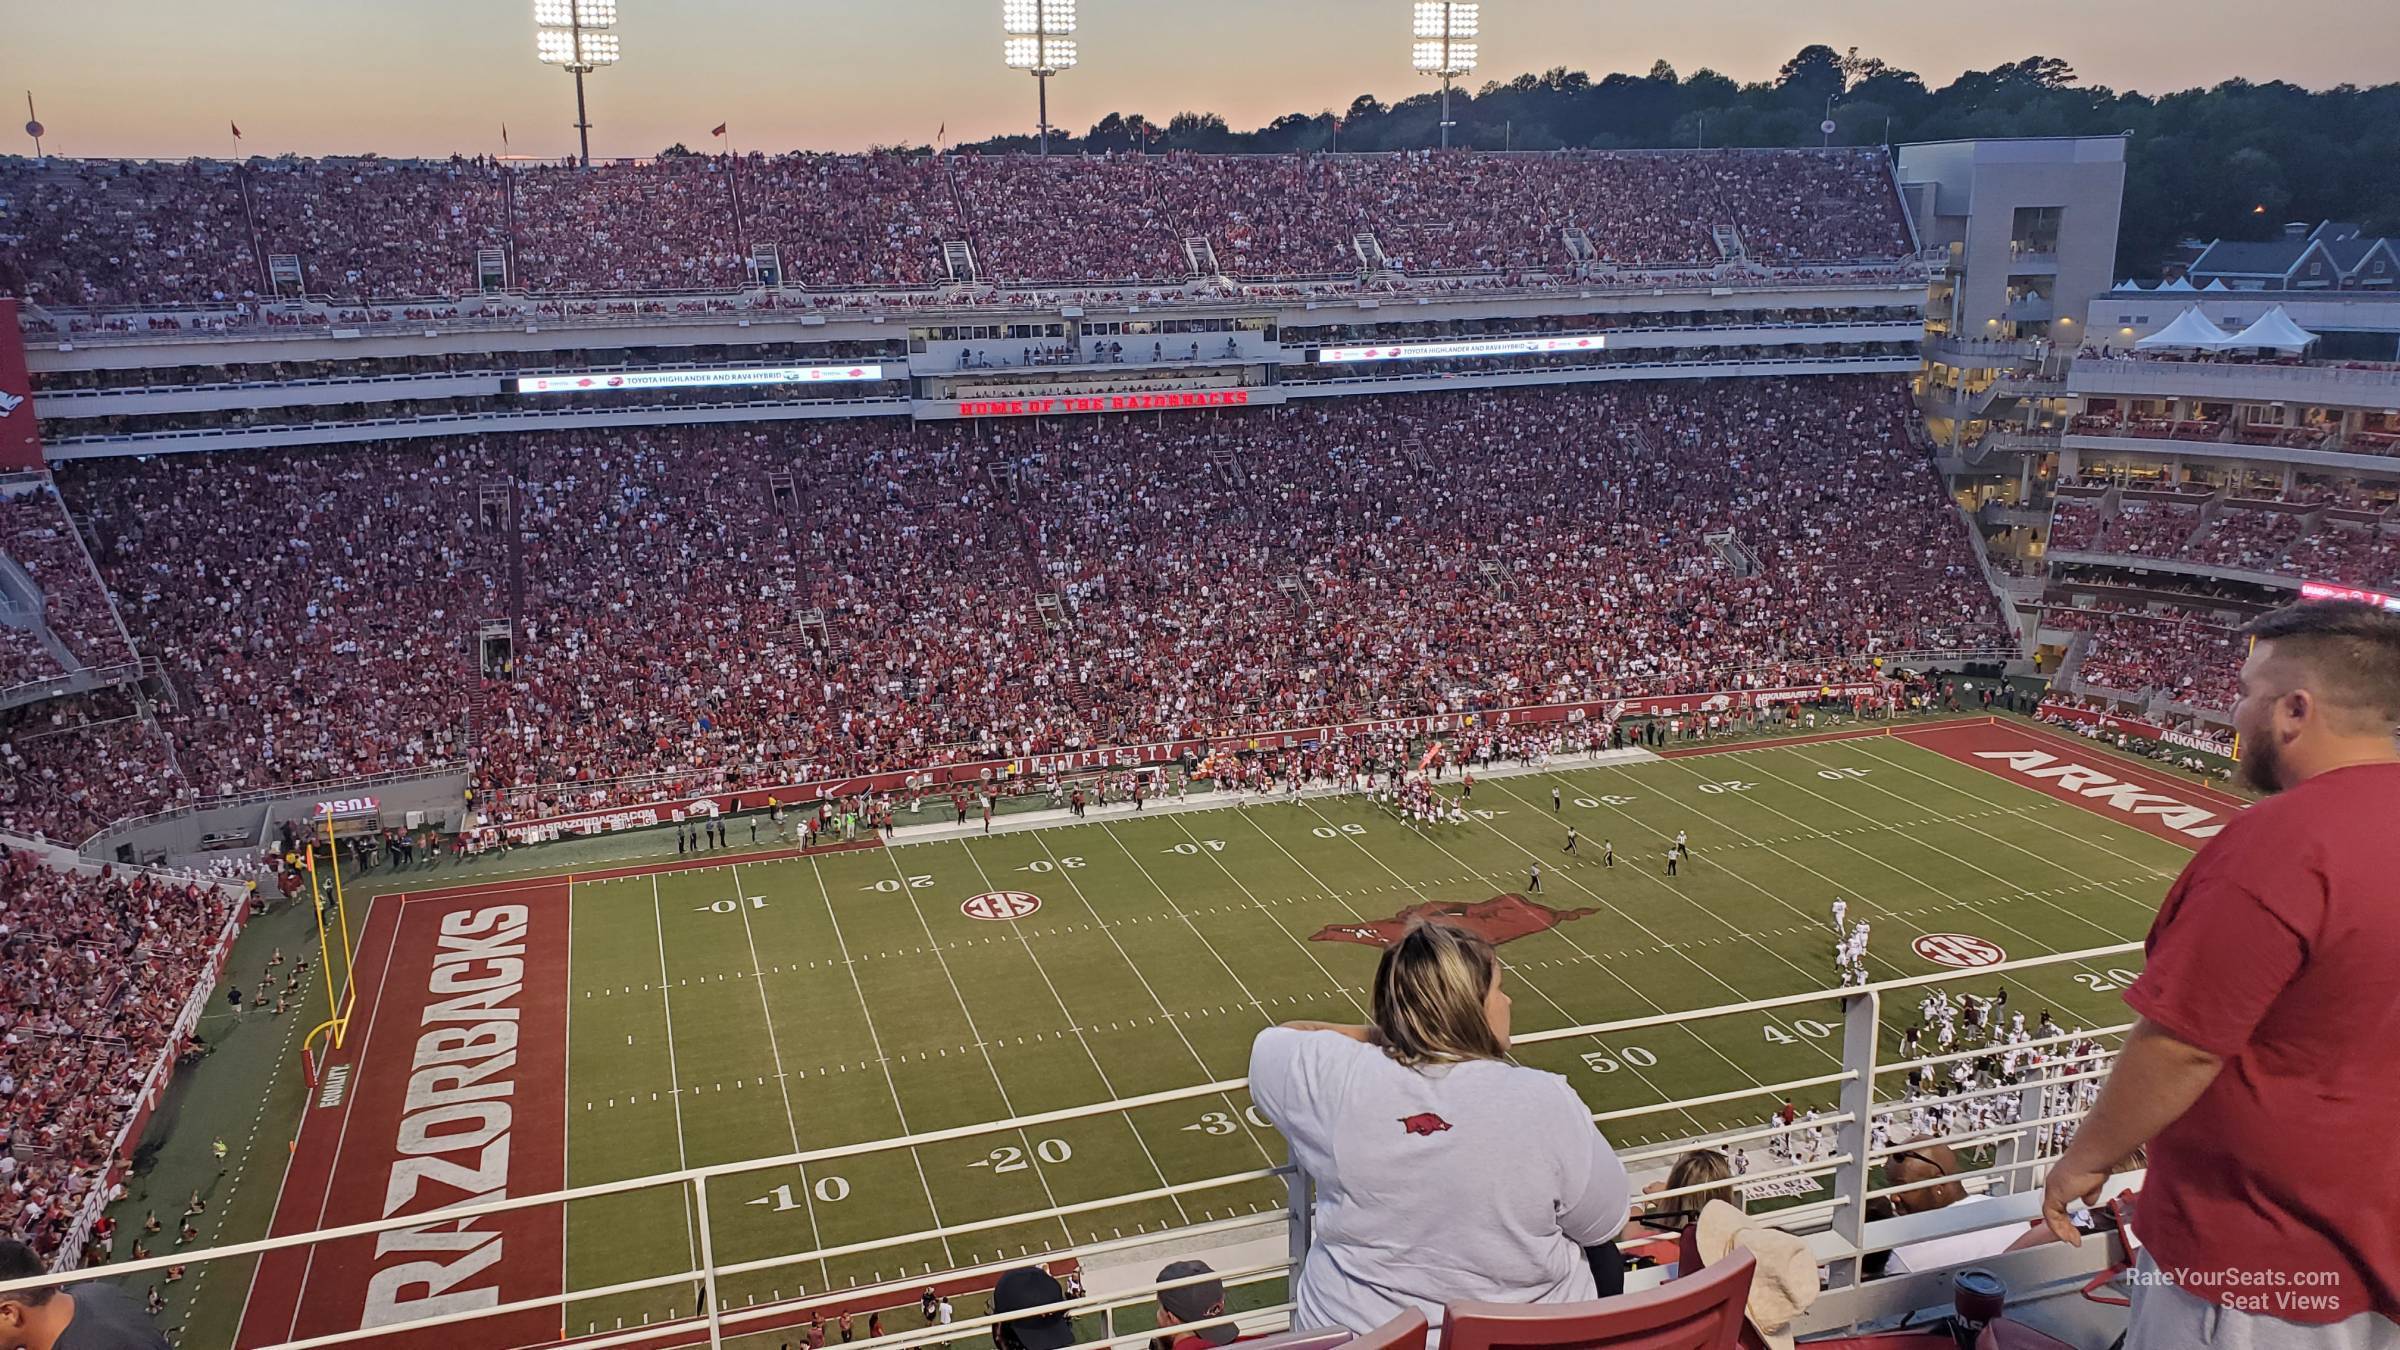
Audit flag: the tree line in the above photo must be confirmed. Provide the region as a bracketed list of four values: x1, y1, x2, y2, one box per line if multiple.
[899, 46, 2400, 277]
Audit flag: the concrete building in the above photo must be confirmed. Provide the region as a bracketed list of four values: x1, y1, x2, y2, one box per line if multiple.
[1900, 136, 2128, 346]
[1901, 136, 2129, 469]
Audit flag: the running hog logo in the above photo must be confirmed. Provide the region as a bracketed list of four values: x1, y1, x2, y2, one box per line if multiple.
[1310, 894, 1597, 948]
[1398, 1113, 1454, 1136]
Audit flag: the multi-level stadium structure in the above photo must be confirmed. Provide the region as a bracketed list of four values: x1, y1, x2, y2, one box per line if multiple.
[0, 144, 2285, 1349]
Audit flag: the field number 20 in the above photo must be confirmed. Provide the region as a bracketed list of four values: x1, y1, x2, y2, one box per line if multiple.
[1312, 823, 1368, 838]
[2075, 967, 2142, 993]
[870, 875, 936, 892]
[976, 1139, 1075, 1172]
[1695, 781, 1754, 795]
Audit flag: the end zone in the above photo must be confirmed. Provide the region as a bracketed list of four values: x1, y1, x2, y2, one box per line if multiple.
[239, 879, 571, 1350]
[1895, 718, 2246, 850]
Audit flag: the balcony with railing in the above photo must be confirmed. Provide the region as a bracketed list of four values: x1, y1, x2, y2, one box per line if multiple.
[41, 948, 2153, 1350]
[2068, 355, 2400, 409]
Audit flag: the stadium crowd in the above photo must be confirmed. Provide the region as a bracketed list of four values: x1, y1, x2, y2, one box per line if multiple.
[2, 147, 1912, 308]
[0, 847, 235, 1264]
[0, 485, 136, 685]
[15, 376, 2008, 836]
[2051, 602, 2245, 710]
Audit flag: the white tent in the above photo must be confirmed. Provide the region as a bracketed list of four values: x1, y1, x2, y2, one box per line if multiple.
[2202, 278, 2231, 292]
[2135, 306, 2236, 351]
[2116, 279, 2144, 292]
[2221, 305, 2320, 354]
[2159, 276, 2197, 292]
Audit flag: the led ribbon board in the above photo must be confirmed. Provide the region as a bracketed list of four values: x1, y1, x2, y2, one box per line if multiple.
[1314, 334, 1605, 363]
[511, 364, 884, 393]
[2299, 580, 2400, 612]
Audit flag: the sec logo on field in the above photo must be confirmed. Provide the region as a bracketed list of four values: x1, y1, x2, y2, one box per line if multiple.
[961, 891, 1042, 922]
[1912, 933, 2006, 969]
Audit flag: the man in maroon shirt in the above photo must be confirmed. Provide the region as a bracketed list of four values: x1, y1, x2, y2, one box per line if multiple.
[2043, 600, 2400, 1346]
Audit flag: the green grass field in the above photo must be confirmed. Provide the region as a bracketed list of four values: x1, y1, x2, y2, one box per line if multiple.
[547, 729, 2192, 1338]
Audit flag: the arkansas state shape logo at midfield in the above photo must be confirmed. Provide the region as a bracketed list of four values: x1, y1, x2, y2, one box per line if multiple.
[1309, 894, 1598, 948]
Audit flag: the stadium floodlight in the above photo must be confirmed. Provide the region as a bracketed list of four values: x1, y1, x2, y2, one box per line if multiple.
[1001, 0, 1078, 156]
[1409, 1, 1479, 149]
[533, 0, 622, 168]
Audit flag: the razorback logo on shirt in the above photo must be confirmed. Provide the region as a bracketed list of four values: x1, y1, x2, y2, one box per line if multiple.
[1398, 1113, 1454, 1136]
[1310, 894, 1597, 948]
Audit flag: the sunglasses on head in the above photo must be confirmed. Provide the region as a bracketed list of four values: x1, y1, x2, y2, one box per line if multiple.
[1886, 1149, 1951, 1178]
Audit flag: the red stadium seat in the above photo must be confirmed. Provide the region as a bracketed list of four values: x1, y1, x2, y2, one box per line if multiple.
[1438, 1250, 1760, 1350]
[1352, 1309, 1432, 1350]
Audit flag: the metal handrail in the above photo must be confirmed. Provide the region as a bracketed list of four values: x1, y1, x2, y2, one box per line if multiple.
[1, 941, 2144, 1343]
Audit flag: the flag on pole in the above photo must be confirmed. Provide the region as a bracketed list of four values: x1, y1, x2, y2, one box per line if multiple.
[712, 122, 728, 138]
[501, 122, 510, 146]
[230, 121, 243, 140]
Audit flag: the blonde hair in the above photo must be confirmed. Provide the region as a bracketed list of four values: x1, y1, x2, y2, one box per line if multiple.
[1373, 921, 1505, 1068]
[1667, 1150, 1739, 1222]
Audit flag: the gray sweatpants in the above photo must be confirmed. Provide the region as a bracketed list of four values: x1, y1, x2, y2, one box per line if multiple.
[2129, 1253, 2398, 1350]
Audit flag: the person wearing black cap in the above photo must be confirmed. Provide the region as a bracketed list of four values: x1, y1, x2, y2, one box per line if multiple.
[1154, 1261, 1236, 1350]
[990, 1267, 1075, 1350]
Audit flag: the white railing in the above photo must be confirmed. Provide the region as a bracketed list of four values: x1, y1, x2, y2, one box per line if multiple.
[14, 944, 2149, 1350]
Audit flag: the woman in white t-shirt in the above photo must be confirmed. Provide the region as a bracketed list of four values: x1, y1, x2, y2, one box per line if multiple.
[1249, 921, 1631, 1337]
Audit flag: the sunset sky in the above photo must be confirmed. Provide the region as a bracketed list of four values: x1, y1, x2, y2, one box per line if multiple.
[10, 0, 2398, 161]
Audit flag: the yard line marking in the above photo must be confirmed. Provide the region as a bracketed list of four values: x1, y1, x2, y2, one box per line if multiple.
[728, 861, 831, 1293]
[1231, 801, 1709, 1134]
[1321, 791, 1834, 1097]
[1847, 739, 2178, 898]
[866, 849, 1079, 1247]
[1725, 750, 2139, 945]
[945, 840, 1190, 1229]
[647, 875, 701, 1290]
[1032, 828, 1279, 1169]
[1144, 814, 1371, 1024]
[1482, 772, 1854, 1024]
[806, 855, 958, 1269]
[1616, 753, 2108, 1022]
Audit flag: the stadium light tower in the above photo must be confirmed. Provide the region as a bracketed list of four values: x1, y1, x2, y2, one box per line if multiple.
[534, 0, 621, 167]
[1002, 0, 1077, 156]
[1411, 2, 1479, 150]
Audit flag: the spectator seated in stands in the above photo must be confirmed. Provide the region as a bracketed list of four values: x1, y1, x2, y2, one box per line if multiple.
[39, 375, 2007, 837]
[1626, 1151, 1818, 1350]
[1881, 1143, 2048, 1275]
[0, 854, 232, 1265]
[1155, 1260, 1238, 1350]
[991, 1266, 1077, 1350]
[1247, 921, 1631, 1336]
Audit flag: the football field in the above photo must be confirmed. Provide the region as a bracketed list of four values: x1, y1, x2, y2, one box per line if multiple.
[239, 717, 2236, 1349]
